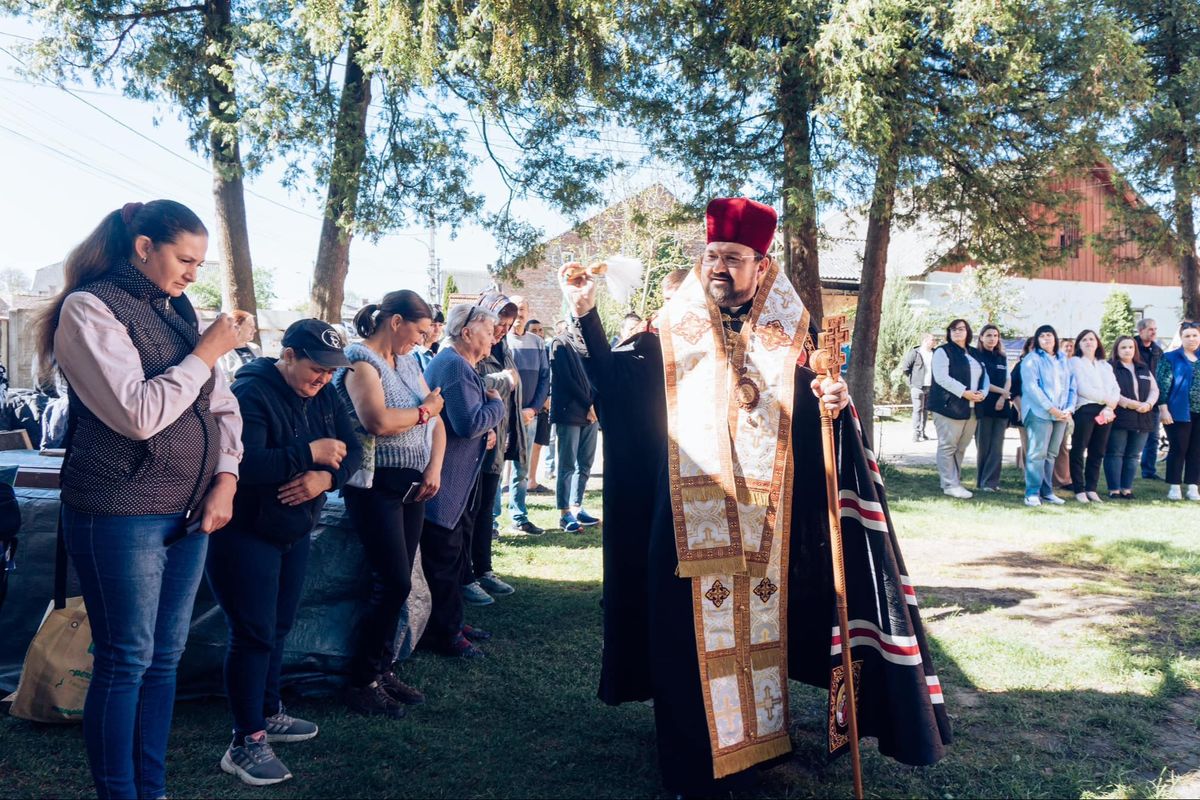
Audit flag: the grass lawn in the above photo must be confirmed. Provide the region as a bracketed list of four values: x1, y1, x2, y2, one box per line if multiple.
[1, 464, 1196, 799]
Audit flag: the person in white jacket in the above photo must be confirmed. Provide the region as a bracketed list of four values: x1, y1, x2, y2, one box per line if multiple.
[1067, 329, 1120, 502]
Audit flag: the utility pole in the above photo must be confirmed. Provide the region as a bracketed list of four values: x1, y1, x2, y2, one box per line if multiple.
[426, 220, 441, 304]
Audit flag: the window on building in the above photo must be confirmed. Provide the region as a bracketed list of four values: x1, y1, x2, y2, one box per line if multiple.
[1060, 222, 1082, 258]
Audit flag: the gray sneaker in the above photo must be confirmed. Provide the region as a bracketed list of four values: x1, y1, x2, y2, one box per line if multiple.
[461, 581, 495, 606]
[220, 733, 292, 786]
[264, 706, 318, 743]
[478, 571, 514, 596]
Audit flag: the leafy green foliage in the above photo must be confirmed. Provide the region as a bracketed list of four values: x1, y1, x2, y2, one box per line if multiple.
[188, 265, 277, 310]
[248, 0, 621, 283]
[816, 0, 1147, 276]
[442, 274, 458, 310]
[1103, 0, 1200, 319]
[876, 278, 927, 403]
[943, 264, 1024, 336]
[1099, 288, 1137, 351]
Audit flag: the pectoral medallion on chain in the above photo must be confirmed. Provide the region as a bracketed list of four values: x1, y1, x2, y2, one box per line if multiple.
[735, 375, 760, 412]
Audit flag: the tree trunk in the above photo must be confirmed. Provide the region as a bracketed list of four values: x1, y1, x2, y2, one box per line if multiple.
[311, 24, 372, 323]
[203, 0, 257, 326]
[778, 50, 823, 322]
[846, 149, 900, 446]
[1164, 9, 1200, 323]
[1173, 154, 1199, 322]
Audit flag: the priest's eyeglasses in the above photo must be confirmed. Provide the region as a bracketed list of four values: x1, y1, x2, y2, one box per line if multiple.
[702, 252, 762, 269]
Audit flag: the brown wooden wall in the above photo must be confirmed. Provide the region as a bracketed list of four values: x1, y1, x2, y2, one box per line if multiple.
[941, 168, 1178, 286]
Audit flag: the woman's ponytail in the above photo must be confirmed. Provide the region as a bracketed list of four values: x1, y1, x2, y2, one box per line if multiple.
[354, 304, 381, 339]
[32, 199, 206, 384]
[32, 209, 130, 383]
[354, 291, 433, 340]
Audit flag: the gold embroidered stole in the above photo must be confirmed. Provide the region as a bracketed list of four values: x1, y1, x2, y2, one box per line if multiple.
[660, 261, 810, 777]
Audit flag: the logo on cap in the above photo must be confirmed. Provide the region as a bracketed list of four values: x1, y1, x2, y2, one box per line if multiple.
[321, 328, 343, 348]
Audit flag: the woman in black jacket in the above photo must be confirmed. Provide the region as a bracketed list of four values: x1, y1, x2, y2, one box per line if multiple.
[206, 319, 361, 787]
[974, 324, 1011, 491]
[1104, 335, 1159, 498]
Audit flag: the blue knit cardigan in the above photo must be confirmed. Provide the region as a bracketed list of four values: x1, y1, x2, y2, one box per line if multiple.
[422, 346, 505, 529]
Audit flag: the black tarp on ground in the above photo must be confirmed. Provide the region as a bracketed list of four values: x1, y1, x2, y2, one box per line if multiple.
[0, 487, 431, 699]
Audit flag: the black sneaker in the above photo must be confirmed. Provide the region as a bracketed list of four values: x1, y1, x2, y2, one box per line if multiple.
[509, 520, 545, 536]
[264, 706, 319, 743]
[220, 732, 292, 786]
[379, 670, 426, 705]
[345, 681, 407, 719]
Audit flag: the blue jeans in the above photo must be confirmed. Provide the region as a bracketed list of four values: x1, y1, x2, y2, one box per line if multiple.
[62, 507, 206, 800]
[1105, 428, 1149, 493]
[555, 422, 598, 510]
[508, 416, 539, 523]
[1023, 415, 1067, 498]
[1141, 418, 1162, 477]
[205, 526, 311, 741]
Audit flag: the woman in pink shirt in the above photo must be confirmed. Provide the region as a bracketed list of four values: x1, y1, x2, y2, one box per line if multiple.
[33, 200, 245, 800]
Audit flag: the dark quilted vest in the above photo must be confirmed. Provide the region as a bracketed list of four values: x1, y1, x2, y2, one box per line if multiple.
[61, 263, 219, 516]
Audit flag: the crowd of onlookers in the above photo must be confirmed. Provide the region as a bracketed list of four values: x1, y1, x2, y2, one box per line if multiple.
[24, 200, 622, 796]
[26, 197, 1196, 799]
[902, 316, 1200, 505]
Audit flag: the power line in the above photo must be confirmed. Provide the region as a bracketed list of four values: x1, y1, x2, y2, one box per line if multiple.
[0, 46, 326, 222]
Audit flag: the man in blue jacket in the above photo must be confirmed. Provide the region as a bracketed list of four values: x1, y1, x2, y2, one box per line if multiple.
[505, 295, 550, 534]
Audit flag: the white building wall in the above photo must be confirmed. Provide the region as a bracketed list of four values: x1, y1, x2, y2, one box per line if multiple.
[914, 271, 1184, 344]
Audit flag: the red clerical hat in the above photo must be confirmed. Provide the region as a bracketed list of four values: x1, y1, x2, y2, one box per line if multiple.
[705, 197, 777, 255]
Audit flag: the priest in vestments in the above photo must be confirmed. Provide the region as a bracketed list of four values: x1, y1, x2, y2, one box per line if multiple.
[564, 198, 951, 795]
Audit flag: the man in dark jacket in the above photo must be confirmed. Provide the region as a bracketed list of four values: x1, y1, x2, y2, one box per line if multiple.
[1136, 318, 1165, 479]
[550, 325, 599, 532]
[206, 319, 361, 787]
[900, 332, 936, 441]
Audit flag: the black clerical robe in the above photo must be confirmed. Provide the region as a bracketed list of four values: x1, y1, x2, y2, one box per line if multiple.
[578, 308, 951, 794]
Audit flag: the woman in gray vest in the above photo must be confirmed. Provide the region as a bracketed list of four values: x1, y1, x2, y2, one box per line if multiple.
[335, 291, 445, 718]
[928, 318, 989, 499]
[33, 200, 246, 800]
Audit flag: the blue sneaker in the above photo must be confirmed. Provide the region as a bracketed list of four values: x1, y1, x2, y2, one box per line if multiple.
[560, 512, 582, 533]
[575, 509, 601, 527]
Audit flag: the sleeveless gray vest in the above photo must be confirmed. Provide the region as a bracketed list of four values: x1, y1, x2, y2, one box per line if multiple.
[61, 263, 219, 516]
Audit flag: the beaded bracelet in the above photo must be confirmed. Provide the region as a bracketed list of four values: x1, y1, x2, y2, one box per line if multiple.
[417, 406, 429, 425]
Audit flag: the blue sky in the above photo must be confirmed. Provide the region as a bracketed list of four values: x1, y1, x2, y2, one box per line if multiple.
[0, 22, 681, 308]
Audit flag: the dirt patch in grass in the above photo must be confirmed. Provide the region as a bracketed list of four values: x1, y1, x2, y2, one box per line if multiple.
[908, 531, 1200, 791]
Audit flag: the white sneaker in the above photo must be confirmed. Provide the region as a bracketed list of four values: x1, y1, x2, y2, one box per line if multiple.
[1087, 492, 1103, 503]
[943, 486, 973, 499]
[1041, 494, 1066, 505]
[1024, 495, 1042, 507]
[1186, 485, 1200, 501]
[1168, 485, 1183, 501]
[1075, 492, 1090, 503]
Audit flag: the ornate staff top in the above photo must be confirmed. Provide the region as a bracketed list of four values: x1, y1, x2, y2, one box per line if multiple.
[811, 315, 850, 378]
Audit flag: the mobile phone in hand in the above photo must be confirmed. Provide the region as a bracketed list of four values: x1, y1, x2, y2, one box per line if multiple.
[402, 481, 422, 504]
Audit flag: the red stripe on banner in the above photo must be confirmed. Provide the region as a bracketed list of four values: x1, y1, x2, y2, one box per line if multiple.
[903, 585, 916, 597]
[831, 628, 922, 657]
[839, 496, 887, 523]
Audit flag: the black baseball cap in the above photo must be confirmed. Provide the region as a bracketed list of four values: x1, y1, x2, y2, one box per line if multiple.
[281, 319, 352, 369]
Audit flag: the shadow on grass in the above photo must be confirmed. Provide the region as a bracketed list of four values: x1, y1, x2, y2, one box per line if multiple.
[917, 585, 1035, 620]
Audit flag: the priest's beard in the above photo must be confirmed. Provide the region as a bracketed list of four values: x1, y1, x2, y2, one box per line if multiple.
[704, 278, 756, 309]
